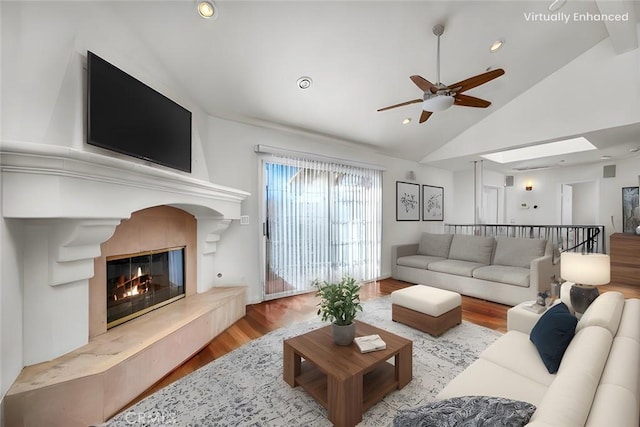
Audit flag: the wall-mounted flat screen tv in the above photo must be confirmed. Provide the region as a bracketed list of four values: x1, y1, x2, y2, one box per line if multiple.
[87, 51, 192, 173]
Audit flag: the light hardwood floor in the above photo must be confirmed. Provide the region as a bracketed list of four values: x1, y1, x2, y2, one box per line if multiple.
[128, 278, 640, 408]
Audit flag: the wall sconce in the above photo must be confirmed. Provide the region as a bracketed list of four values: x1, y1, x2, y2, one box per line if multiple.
[525, 181, 533, 191]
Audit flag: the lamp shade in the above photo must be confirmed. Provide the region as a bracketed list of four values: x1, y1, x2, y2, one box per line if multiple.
[422, 95, 454, 112]
[560, 252, 610, 286]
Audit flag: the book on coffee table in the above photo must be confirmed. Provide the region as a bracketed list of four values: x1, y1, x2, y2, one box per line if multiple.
[354, 334, 386, 353]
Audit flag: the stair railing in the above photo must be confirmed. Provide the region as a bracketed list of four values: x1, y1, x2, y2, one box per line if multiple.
[444, 224, 606, 254]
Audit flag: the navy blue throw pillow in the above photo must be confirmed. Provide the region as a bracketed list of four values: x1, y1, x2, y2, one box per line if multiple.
[530, 302, 577, 374]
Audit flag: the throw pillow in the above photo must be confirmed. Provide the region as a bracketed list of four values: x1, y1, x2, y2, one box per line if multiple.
[530, 302, 577, 374]
[417, 232, 453, 257]
[393, 396, 536, 427]
[493, 237, 547, 268]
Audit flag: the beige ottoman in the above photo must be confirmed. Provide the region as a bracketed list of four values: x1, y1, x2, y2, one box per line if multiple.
[391, 285, 462, 336]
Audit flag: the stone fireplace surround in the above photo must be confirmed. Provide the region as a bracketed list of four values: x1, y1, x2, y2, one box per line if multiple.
[90, 205, 198, 338]
[1, 141, 250, 425]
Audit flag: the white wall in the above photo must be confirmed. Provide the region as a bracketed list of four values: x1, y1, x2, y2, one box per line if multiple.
[571, 181, 599, 225]
[0, 2, 211, 181]
[202, 117, 454, 303]
[0, 218, 23, 404]
[450, 155, 640, 247]
[451, 167, 505, 224]
[504, 156, 640, 244]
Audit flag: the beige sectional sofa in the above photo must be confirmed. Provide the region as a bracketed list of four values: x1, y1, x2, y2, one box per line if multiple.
[391, 232, 558, 306]
[436, 290, 640, 426]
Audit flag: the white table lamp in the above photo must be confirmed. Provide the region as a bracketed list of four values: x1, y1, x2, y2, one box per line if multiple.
[560, 252, 610, 315]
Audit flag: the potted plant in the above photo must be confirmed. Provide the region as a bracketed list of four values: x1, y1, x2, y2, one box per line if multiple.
[314, 275, 363, 345]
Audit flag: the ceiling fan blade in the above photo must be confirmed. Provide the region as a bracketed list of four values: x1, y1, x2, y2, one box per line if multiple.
[419, 110, 433, 123]
[377, 98, 422, 112]
[410, 75, 438, 93]
[454, 94, 491, 108]
[448, 68, 505, 94]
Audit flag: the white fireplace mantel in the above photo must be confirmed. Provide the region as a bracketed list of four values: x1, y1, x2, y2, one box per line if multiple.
[1, 140, 249, 219]
[1, 140, 250, 364]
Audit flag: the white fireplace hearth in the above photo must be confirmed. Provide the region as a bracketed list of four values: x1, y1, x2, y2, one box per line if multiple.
[1, 140, 250, 365]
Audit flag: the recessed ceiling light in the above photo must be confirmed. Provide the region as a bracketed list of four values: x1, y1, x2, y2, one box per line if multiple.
[548, 0, 567, 12]
[402, 118, 411, 125]
[297, 76, 312, 90]
[630, 147, 640, 153]
[600, 155, 612, 160]
[197, 1, 217, 19]
[490, 39, 504, 53]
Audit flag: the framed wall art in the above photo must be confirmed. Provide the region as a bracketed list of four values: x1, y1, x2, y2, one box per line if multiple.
[622, 186, 639, 234]
[396, 181, 420, 221]
[422, 185, 444, 221]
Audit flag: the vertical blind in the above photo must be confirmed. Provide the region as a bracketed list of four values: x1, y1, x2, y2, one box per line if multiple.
[264, 156, 382, 299]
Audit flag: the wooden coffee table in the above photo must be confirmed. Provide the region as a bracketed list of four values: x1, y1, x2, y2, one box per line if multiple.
[283, 320, 412, 427]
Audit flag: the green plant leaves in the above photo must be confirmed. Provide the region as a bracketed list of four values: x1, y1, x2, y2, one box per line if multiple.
[314, 276, 363, 326]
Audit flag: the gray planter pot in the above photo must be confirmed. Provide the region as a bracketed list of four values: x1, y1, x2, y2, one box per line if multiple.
[332, 322, 356, 346]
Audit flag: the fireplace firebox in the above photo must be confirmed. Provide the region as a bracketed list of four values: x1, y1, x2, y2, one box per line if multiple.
[106, 247, 185, 328]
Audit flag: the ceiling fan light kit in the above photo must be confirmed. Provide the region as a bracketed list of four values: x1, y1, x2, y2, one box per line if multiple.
[422, 94, 454, 112]
[378, 24, 505, 124]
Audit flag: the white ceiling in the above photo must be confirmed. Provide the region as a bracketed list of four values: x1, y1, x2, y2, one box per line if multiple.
[107, 0, 640, 173]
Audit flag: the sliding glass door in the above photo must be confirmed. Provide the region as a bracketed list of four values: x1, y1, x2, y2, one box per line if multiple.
[262, 156, 381, 299]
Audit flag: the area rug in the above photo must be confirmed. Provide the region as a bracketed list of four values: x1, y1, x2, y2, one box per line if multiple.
[102, 296, 501, 427]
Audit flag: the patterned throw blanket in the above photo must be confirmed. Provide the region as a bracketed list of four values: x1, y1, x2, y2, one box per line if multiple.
[393, 396, 536, 427]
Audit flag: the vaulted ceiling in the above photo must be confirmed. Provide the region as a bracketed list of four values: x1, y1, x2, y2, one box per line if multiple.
[5, 1, 640, 172]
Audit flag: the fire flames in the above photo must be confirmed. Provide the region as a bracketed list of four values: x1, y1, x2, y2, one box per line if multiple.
[113, 267, 149, 301]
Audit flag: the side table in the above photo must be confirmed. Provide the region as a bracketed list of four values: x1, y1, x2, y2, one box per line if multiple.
[507, 301, 549, 335]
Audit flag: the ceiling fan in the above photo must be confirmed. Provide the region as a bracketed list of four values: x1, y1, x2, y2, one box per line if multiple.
[377, 24, 505, 124]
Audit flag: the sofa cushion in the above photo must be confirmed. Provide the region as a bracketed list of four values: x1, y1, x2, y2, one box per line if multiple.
[437, 358, 548, 405]
[530, 303, 577, 374]
[599, 336, 640, 396]
[480, 331, 556, 387]
[472, 265, 530, 288]
[575, 291, 624, 336]
[586, 384, 639, 427]
[417, 232, 453, 258]
[393, 396, 536, 427]
[493, 237, 547, 268]
[448, 235, 495, 264]
[428, 259, 487, 277]
[617, 299, 640, 343]
[397, 255, 445, 270]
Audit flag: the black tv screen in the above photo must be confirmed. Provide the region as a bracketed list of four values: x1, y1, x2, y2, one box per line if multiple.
[87, 51, 192, 173]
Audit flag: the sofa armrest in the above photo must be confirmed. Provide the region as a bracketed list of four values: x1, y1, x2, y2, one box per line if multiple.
[529, 255, 557, 295]
[391, 243, 419, 278]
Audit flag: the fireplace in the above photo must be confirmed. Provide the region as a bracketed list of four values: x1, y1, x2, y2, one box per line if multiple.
[2, 139, 250, 426]
[89, 204, 199, 338]
[2, 140, 249, 364]
[106, 247, 186, 328]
